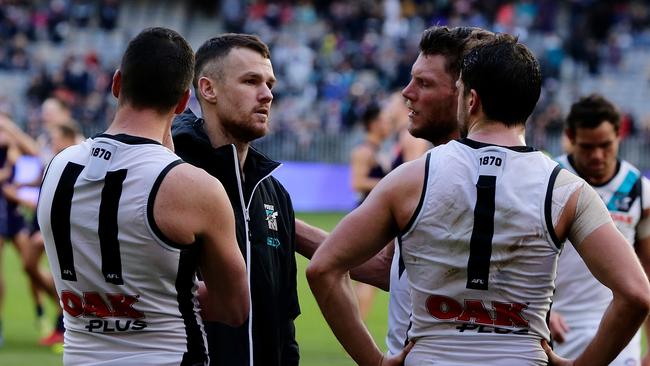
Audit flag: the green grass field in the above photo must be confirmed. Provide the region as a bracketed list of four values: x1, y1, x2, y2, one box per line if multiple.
[0, 212, 389, 366]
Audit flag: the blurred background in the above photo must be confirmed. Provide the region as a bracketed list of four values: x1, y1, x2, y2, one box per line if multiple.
[0, 0, 649, 365]
[2, 0, 650, 209]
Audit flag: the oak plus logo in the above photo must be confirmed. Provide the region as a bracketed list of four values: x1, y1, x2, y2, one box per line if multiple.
[62, 291, 147, 333]
[425, 294, 530, 335]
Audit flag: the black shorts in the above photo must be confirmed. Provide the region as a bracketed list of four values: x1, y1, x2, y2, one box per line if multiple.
[0, 197, 26, 238]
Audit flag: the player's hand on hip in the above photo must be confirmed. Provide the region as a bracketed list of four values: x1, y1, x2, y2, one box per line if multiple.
[381, 341, 414, 366]
[542, 339, 574, 366]
[549, 311, 570, 343]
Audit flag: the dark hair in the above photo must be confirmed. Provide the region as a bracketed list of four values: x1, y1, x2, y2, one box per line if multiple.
[460, 33, 541, 126]
[119, 27, 194, 114]
[419, 26, 493, 80]
[193, 33, 271, 88]
[566, 94, 620, 133]
[361, 104, 381, 131]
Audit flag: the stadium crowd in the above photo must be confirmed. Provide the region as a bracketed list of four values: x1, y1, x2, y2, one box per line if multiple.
[1, 0, 650, 357]
[1, 0, 650, 147]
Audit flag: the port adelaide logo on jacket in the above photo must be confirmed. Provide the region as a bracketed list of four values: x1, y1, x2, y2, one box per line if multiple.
[265, 204, 281, 248]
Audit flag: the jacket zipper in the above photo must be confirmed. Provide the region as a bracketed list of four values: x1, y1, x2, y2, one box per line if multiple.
[230, 145, 281, 366]
[229, 145, 254, 366]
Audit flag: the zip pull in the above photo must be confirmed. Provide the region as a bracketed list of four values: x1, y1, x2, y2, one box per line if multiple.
[244, 208, 250, 222]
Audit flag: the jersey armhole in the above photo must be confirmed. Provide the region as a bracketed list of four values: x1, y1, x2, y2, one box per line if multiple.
[146, 159, 189, 250]
[400, 152, 431, 237]
[544, 164, 563, 249]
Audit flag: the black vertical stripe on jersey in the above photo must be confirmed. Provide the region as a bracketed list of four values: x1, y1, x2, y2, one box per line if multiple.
[544, 165, 563, 249]
[466, 175, 497, 290]
[177, 246, 208, 366]
[396, 236, 406, 279]
[51, 162, 84, 281]
[98, 168, 127, 285]
[403, 314, 413, 348]
[546, 297, 555, 348]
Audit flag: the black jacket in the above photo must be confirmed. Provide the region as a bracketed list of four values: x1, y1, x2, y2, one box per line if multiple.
[172, 110, 300, 366]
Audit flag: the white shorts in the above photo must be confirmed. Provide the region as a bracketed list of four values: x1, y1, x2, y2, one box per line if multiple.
[553, 327, 641, 366]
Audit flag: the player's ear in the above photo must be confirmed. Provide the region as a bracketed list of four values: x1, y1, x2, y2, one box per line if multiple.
[174, 89, 191, 114]
[468, 88, 480, 115]
[111, 70, 121, 99]
[198, 76, 218, 104]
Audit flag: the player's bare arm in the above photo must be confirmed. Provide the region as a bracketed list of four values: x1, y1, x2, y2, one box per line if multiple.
[295, 219, 328, 259]
[349, 242, 393, 291]
[154, 163, 249, 326]
[307, 157, 425, 365]
[550, 182, 650, 365]
[295, 218, 393, 290]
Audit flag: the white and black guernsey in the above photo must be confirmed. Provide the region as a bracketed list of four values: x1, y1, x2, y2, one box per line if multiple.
[38, 134, 208, 366]
[552, 154, 650, 362]
[400, 138, 562, 365]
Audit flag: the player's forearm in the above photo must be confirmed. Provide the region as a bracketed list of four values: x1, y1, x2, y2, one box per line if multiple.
[198, 279, 249, 326]
[306, 265, 383, 366]
[295, 219, 328, 259]
[574, 296, 649, 366]
[349, 243, 393, 291]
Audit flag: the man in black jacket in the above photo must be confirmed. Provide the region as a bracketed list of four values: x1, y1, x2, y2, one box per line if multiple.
[172, 33, 299, 366]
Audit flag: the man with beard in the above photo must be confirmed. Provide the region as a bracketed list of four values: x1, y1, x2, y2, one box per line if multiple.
[172, 33, 303, 366]
[308, 33, 650, 365]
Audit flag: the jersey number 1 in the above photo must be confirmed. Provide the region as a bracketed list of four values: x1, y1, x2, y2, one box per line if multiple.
[466, 174, 496, 290]
[50, 162, 127, 285]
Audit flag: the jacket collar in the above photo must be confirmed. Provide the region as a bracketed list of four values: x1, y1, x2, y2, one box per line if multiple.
[172, 108, 281, 184]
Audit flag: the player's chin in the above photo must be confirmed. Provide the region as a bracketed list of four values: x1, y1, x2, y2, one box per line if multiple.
[247, 125, 269, 140]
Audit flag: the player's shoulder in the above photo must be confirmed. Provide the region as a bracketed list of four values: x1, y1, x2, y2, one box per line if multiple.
[162, 161, 225, 198]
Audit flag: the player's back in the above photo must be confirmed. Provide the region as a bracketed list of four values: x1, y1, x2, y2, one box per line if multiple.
[401, 138, 561, 365]
[38, 134, 208, 366]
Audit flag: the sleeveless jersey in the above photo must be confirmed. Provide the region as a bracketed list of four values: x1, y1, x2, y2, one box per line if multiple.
[401, 139, 562, 365]
[553, 154, 650, 362]
[37, 134, 208, 366]
[386, 238, 411, 355]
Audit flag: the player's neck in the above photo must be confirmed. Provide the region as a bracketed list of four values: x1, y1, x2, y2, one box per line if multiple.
[105, 106, 172, 145]
[466, 120, 526, 147]
[202, 117, 250, 172]
[574, 161, 617, 186]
